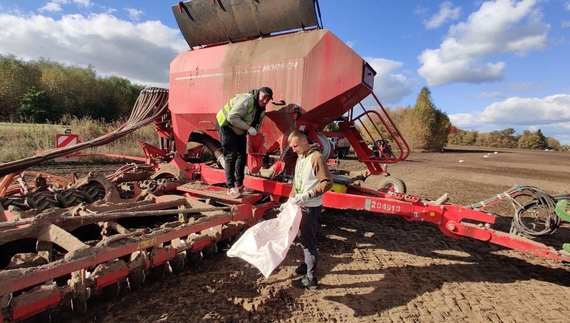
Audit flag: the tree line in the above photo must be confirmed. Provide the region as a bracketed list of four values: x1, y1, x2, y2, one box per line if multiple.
[363, 87, 568, 152]
[2, 54, 566, 152]
[0, 54, 144, 123]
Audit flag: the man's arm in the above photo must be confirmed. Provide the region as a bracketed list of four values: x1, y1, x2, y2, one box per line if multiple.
[309, 153, 333, 197]
[227, 95, 253, 131]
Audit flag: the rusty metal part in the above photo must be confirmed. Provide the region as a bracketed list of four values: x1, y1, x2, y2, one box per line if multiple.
[173, 0, 320, 47]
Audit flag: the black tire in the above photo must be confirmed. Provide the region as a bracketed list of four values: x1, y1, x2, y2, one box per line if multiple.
[377, 176, 407, 194]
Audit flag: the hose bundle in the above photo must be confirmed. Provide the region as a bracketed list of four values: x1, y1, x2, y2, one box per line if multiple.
[466, 185, 568, 238]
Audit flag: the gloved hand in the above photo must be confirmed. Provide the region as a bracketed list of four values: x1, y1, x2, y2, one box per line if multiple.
[278, 197, 293, 211]
[291, 192, 311, 205]
[247, 127, 258, 136]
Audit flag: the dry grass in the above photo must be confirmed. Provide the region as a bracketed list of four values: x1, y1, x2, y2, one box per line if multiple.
[0, 117, 159, 163]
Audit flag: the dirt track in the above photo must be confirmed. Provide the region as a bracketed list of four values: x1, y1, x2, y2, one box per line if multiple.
[43, 146, 570, 322]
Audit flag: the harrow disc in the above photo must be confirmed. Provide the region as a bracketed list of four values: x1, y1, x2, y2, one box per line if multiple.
[169, 252, 186, 275]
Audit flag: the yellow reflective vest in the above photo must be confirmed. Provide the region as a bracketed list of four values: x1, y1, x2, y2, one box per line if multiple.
[216, 92, 266, 134]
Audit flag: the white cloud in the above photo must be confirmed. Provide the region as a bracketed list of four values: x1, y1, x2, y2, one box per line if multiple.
[449, 94, 570, 143]
[364, 57, 416, 105]
[413, 5, 429, 16]
[503, 81, 548, 92]
[418, 0, 550, 86]
[423, 1, 461, 29]
[562, 21, 570, 28]
[125, 8, 144, 21]
[39, 2, 64, 13]
[73, 0, 91, 6]
[0, 12, 187, 87]
[471, 91, 505, 99]
[566, 1, 570, 10]
[39, 0, 91, 13]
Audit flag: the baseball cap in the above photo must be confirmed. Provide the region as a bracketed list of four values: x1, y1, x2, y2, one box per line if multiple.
[260, 87, 273, 100]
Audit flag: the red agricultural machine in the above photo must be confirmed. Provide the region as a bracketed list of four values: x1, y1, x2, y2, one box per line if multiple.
[1, 0, 569, 321]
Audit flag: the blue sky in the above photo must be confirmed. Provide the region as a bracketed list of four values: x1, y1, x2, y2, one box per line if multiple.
[1, 0, 569, 144]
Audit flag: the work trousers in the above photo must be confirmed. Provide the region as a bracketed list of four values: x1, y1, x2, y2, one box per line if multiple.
[298, 205, 322, 279]
[217, 125, 247, 188]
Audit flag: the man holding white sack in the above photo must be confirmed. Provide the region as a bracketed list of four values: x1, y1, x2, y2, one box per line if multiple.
[286, 130, 333, 290]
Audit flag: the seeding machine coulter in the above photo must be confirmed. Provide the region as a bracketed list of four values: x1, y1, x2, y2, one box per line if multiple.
[1, 0, 569, 321]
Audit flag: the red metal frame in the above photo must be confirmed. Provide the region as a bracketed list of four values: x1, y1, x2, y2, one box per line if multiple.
[178, 161, 570, 262]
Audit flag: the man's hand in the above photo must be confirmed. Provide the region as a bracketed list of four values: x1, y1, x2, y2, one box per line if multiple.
[247, 127, 258, 136]
[291, 192, 311, 205]
[278, 197, 292, 211]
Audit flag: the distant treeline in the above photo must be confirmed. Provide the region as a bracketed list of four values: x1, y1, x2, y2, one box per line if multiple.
[364, 87, 568, 152]
[0, 54, 144, 123]
[448, 127, 567, 151]
[2, 55, 567, 152]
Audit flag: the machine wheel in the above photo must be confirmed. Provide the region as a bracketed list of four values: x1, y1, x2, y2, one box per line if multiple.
[80, 183, 106, 203]
[56, 189, 89, 208]
[377, 176, 407, 194]
[26, 191, 59, 212]
[127, 270, 146, 291]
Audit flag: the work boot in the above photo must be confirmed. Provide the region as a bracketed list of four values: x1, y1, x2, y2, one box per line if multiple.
[290, 263, 307, 275]
[292, 275, 318, 290]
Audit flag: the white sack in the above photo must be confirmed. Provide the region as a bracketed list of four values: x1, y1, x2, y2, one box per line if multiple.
[227, 203, 302, 278]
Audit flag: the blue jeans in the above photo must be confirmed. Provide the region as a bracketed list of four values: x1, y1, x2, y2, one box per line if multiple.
[298, 205, 322, 279]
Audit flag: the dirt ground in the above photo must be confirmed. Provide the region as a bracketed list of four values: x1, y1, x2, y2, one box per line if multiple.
[38, 146, 570, 322]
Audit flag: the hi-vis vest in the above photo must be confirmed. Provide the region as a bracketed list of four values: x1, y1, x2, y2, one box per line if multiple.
[216, 93, 265, 127]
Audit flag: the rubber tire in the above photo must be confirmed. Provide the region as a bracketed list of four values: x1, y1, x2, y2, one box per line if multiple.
[377, 176, 407, 194]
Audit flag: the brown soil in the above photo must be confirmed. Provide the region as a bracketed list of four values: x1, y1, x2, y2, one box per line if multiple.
[33, 146, 570, 322]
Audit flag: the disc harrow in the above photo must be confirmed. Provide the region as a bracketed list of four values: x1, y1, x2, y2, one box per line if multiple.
[1, 166, 269, 322]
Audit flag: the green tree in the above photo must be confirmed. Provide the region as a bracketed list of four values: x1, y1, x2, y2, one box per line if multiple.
[409, 87, 451, 151]
[535, 129, 547, 150]
[0, 54, 42, 120]
[546, 137, 560, 151]
[17, 87, 52, 122]
[518, 130, 540, 149]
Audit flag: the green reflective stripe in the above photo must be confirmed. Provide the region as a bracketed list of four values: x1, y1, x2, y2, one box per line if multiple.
[294, 152, 315, 194]
[216, 94, 255, 127]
